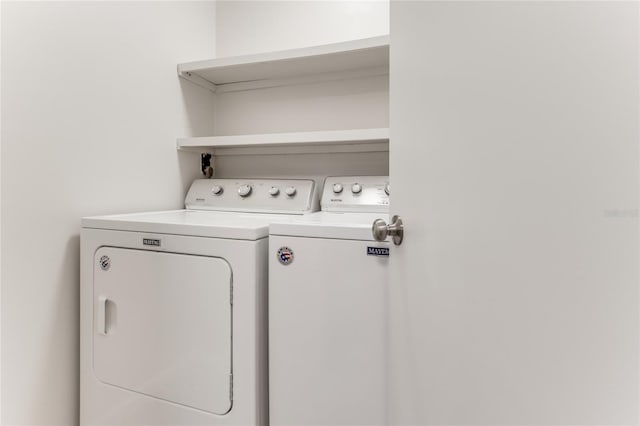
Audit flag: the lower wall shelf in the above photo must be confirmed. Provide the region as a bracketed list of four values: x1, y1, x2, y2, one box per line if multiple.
[177, 128, 389, 155]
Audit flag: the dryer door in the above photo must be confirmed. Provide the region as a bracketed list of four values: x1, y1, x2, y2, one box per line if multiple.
[93, 247, 232, 415]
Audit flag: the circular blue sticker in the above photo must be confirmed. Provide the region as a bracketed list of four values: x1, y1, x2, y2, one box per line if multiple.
[277, 247, 294, 265]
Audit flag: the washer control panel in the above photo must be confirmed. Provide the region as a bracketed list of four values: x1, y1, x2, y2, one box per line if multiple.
[321, 176, 390, 213]
[185, 179, 318, 214]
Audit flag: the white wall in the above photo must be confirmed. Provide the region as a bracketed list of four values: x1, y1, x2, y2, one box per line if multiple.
[0, 3, 3, 421]
[213, 0, 390, 180]
[1, 2, 215, 424]
[0, 4, 3, 424]
[215, 0, 389, 57]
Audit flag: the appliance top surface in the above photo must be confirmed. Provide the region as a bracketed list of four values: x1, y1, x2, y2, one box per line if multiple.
[269, 211, 390, 241]
[269, 176, 391, 240]
[82, 178, 319, 240]
[82, 209, 304, 240]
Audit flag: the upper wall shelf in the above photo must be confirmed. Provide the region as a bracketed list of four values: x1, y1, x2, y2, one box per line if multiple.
[177, 35, 389, 92]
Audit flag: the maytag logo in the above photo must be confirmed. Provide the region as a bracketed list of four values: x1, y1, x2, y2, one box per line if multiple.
[277, 247, 294, 265]
[99, 255, 111, 271]
[143, 238, 161, 247]
[367, 246, 389, 257]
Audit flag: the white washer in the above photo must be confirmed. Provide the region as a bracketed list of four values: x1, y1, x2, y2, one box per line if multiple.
[268, 176, 390, 426]
[80, 178, 318, 426]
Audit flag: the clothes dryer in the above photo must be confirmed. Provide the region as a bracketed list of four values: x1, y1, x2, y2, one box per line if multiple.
[80, 178, 317, 426]
[268, 176, 390, 426]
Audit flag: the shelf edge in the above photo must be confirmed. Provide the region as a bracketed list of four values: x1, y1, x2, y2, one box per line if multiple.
[177, 128, 389, 149]
[178, 35, 390, 74]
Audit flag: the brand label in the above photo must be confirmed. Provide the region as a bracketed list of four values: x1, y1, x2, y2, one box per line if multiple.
[277, 247, 294, 265]
[143, 238, 161, 247]
[367, 246, 389, 257]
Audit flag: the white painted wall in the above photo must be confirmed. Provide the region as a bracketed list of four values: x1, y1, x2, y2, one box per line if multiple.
[0, 3, 3, 422]
[213, 0, 390, 180]
[212, 76, 389, 136]
[215, 0, 389, 57]
[1, 2, 216, 424]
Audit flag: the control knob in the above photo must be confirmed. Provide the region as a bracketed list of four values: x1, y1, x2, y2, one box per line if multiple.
[269, 186, 280, 196]
[285, 186, 297, 197]
[332, 183, 343, 194]
[351, 183, 362, 194]
[384, 183, 390, 195]
[211, 185, 223, 195]
[237, 184, 252, 197]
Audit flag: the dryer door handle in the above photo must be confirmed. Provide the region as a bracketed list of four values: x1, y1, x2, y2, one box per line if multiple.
[97, 295, 108, 335]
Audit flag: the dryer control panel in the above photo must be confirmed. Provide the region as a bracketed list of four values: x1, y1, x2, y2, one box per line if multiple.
[185, 179, 318, 214]
[321, 176, 389, 213]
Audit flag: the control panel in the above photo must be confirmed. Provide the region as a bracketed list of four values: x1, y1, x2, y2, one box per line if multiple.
[321, 176, 390, 213]
[185, 179, 318, 214]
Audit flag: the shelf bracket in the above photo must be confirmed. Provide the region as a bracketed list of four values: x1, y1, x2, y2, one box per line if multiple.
[201, 153, 213, 178]
[177, 68, 217, 92]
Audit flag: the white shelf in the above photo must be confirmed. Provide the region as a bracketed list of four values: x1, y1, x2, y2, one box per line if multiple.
[177, 128, 389, 156]
[177, 36, 389, 92]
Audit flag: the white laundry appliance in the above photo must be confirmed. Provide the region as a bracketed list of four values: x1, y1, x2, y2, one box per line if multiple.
[268, 176, 392, 426]
[80, 178, 318, 426]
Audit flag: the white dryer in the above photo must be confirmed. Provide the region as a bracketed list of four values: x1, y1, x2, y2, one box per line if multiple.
[268, 176, 390, 426]
[80, 178, 318, 426]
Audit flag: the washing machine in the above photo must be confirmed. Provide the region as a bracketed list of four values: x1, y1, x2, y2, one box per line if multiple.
[80, 178, 318, 426]
[268, 176, 391, 426]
